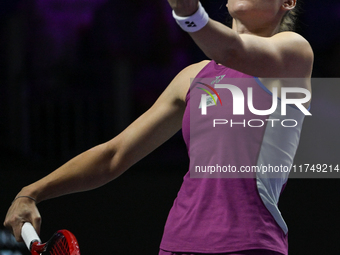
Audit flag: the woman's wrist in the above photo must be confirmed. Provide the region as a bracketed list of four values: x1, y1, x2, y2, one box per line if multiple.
[12, 196, 36, 204]
[16, 185, 41, 204]
[172, 2, 209, 33]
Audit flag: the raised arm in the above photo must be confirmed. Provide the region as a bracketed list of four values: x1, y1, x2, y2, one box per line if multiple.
[3, 61, 209, 241]
[189, 22, 313, 78]
[168, 0, 314, 78]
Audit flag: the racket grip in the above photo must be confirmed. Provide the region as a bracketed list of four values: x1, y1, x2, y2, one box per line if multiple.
[21, 222, 41, 250]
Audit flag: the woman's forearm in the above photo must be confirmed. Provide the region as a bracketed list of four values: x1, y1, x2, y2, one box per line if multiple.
[189, 19, 242, 66]
[17, 141, 123, 204]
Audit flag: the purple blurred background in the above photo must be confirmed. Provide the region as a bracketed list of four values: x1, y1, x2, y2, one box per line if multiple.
[0, 0, 339, 254]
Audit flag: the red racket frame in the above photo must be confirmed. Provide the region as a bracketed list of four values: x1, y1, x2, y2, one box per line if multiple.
[30, 230, 80, 255]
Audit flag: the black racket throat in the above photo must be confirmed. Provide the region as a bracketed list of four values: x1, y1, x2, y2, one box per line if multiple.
[45, 231, 70, 253]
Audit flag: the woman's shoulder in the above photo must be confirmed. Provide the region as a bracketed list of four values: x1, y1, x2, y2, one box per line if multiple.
[169, 60, 211, 102]
[183, 60, 211, 74]
[273, 31, 313, 55]
[273, 31, 314, 77]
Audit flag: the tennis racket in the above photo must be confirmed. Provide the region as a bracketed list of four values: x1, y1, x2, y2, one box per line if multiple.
[21, 222, 81, 255]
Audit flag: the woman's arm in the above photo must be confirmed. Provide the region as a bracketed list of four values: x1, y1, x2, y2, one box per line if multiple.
[168, 0, 314, 78]
[3, 60, 209, 242]
[190, 23, 313, 78]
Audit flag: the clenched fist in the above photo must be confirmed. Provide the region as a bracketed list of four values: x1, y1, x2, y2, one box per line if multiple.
[3, 196, 41, 242]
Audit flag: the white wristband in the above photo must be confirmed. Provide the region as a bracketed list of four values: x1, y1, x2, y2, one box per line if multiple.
[172, 2, 209, 33]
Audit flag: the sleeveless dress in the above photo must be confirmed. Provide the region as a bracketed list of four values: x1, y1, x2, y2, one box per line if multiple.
[159, 61, 307, 255]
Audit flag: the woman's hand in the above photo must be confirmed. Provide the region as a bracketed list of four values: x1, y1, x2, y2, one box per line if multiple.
[167, 0, 199, 16]
[3, 196, 41, 242]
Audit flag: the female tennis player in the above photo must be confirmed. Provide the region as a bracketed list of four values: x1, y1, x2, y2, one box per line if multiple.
[4, 0, 313, 254]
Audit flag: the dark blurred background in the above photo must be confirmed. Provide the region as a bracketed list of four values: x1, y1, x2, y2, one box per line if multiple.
[0, 0, 339, 254]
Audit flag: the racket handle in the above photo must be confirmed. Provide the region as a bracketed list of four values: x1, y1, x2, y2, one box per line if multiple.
[21, 222, 41, 251]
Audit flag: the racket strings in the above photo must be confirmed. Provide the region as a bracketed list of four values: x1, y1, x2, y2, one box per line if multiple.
[50, 237, 70, 255]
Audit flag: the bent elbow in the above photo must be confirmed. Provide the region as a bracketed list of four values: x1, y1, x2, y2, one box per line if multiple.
[104, 139, 129, 180]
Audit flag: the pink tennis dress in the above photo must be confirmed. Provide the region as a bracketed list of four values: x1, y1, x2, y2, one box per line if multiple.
[159, 61, 307, 255]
